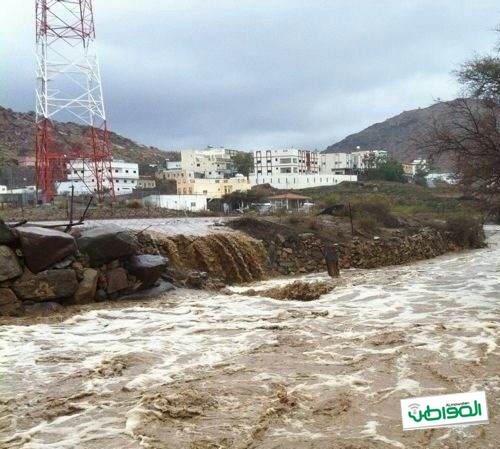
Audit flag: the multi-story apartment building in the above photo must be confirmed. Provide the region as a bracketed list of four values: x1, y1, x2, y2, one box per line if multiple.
[136, 176, 156, 189]
[157, 147, 239, 184]
[58, 159, 139, 195]
[319, 153, 353, 175]
[253, 149, 319, 177]
[250, 148, 358, 189]
[181, 147, 237, 179]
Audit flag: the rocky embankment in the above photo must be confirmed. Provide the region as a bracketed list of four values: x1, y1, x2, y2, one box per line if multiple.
[0, 215, 485, 317]
[228, 217, 480, 275]
[0, 220, 171, 317]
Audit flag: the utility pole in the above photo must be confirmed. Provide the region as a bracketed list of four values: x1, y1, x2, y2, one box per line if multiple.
[35, 0, 115, 203]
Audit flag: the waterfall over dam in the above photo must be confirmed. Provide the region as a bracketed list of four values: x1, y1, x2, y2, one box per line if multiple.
[155, 232, 270, 284]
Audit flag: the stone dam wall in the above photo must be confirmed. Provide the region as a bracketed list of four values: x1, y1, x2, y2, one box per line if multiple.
[0, 217, 475, 316]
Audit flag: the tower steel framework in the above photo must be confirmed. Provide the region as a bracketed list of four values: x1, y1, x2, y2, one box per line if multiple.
[35, 0, 115, 202]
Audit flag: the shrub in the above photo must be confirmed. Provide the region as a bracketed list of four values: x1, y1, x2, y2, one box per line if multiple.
[127, 200, 143, 209]
[444, 214, 485, 248]
[351, 196, 398, 227]
[318, 193, 341, 207]
[307, 217, 320, 231]
[286, 215, 300, 225]
[356, 215, 380, 234]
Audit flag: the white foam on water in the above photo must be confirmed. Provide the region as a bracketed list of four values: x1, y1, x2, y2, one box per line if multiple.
[361, 420, 405, 448]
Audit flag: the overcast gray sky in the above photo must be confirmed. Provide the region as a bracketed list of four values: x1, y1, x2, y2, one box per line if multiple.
[1, 0, 499, 151]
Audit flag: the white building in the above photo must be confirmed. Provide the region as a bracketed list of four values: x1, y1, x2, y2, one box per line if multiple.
[253, 149, 319, 177]
[319, 153, 353, 175]
[165, 161, 182, 170]
[249, 172, 357, 189]
[4, 185, 37, 194]
[143, 194, 208, 211]
[0, 185, 7, 193]
[181, 147, 237, 179]
[60, 159, 139, 195]
[351, 149, 388, 171]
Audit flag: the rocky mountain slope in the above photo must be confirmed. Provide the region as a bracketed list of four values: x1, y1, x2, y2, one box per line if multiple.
[0, 106, 179, 165]
[324, 99, 470, 163]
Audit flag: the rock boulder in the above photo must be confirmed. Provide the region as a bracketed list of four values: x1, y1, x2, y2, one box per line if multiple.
[73, 268, 98, 304]
[127, 254, 168, 289]
[15, 226, 77, 273]
[0, 288, 24, 316]
[77, 225, 137, 265]
[0, 245, 23, 282]
[12, 269, 78, 302]
[106, 267, 128, 294]
[0, 220, 17, 246]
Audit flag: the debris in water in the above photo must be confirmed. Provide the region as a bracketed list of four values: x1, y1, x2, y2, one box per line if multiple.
[245, 280, 336, 301]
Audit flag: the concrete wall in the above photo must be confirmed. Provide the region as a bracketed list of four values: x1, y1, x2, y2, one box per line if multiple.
[144, 194, 208, 211]
[249, 173, 357, 189]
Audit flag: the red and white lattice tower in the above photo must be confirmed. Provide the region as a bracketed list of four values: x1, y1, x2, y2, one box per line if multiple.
[35, 0, 115, 202]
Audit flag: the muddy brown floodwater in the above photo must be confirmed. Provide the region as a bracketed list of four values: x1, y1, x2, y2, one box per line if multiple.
[1, 227, 499, 449]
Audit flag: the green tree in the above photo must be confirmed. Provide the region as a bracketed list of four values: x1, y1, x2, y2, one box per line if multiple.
[414, 164, 430, 187]
[363, 155, 407, 183]
[232, 151, 253, 177]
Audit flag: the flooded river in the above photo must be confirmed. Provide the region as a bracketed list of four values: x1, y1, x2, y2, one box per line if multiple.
[0, 227, 499, 449]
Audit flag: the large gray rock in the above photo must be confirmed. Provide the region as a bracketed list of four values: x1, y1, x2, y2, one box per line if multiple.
[0, 288, 24, 316]
[0, 245, 23, 282]
[12, 269, 78, 302]
[25, 301, 64, 315]
[73, 268, 98, 304]
[15, 226, 77, 273]
[127, 254, 168, 289]
[106, 267, 128, 294]
[0, 220, 17, 246]
[77, 225, 137, 264]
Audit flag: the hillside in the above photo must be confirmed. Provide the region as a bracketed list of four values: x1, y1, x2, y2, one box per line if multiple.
[0, 106, 179, 165]
[324, 99, 474, 164]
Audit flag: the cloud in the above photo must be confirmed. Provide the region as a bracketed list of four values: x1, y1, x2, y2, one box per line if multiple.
[1, 0, 499, 150]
